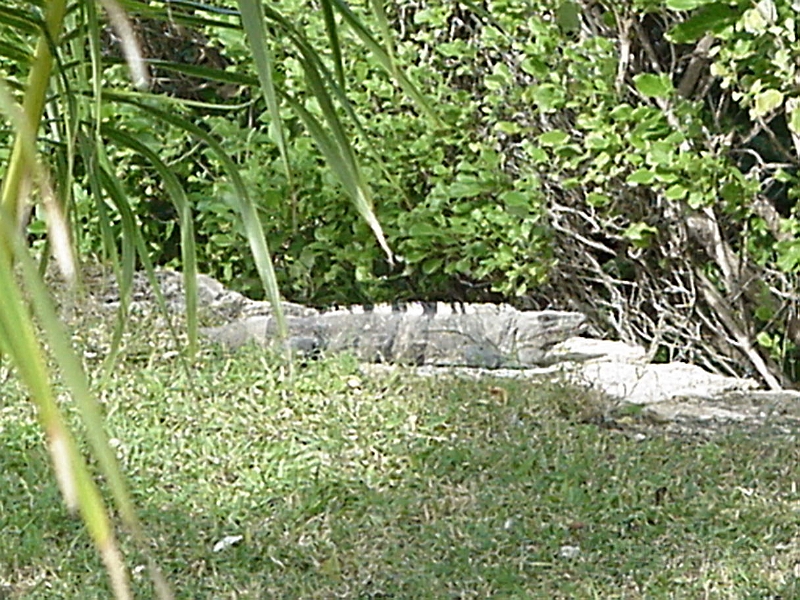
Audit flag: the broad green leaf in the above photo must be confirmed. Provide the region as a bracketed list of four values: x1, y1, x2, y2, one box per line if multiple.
[626, 169, 657, 185]
[531, 84, 563, 112]
[756, 331, 774, 349]
[742, 7, 768, 32]
[646, 141, 675, 166]
[742, 0, 776, 33]
[403, 248, 428, 262]
[633, 73, 674, 98]
[409, 222, 438, 236]
[495, 120, 522, 134]
[655, 170, 679, 184]
[787, 98, 800, 135]
[776, 240, 800, 272]
[539, 130, 570, 146]
[448, 176, 492, 198]
[751, 89, 784, 118]
[521, 57, 547, 78]
[755, 305, 774, 322]
[587, 191, 611, 207]
[355, 263, 371, 281]
[665, 184, 688, 200]
[665, 0, 706, 10]
[556, 1, 581, 34]
[687, 191, 707, 208]
[623, 222, 658, 249]
[594, 151, 611, 169]
[422, 257, 443, 274]
[584, 132, 608, 150]
[486, 63, 512, 91]
[668, 3, 742, 43]
[609, 104, 633, 121]
[501, 191, 530, 208]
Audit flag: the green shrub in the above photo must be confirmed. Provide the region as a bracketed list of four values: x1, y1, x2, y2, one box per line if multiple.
[64, 0, 800, 380]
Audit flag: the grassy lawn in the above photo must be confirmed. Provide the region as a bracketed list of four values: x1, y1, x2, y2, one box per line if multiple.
[1, 331, 799, 598]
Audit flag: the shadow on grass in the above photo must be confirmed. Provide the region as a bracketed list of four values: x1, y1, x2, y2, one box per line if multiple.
[2, 349, 800, 598]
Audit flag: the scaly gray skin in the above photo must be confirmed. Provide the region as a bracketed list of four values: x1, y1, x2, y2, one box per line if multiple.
[202, 305, 586, 368]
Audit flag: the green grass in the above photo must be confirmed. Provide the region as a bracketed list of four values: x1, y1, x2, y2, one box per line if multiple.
[1, 333, 799, 598]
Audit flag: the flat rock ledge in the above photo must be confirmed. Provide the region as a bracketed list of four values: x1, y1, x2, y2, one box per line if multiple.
[80, 269, 800, 435]
[407, 338, 800, 435]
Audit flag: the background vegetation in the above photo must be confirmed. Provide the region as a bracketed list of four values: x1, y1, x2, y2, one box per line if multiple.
[9, 0, 798, 384]
[1, 0, 799, 385]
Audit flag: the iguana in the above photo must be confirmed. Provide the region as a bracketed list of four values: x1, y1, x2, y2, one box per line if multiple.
[88, 269, 586, 368]
[202, 303, 586, 368]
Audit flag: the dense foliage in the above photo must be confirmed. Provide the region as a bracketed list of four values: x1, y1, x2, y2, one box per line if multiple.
[61, 0, 800, 385]
[4, 3, 800, 376]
